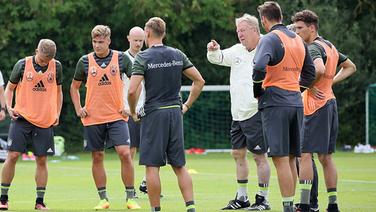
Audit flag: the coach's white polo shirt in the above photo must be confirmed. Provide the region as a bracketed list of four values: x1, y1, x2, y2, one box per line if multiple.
[207, 43, 258, 121]
[123, 50, 146, 114]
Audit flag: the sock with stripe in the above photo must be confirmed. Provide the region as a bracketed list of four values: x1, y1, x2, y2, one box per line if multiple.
[236, 179, 248, 201]
[327, 188, 337, 204]
[36, 187, 46, 204]
[299, 179, 312, 208]
[126, 186, 135, 200]
[0, 183, 10, 201]
[186, 200, 195, 212]
[257, 183, 269, 199]
[282, 196, 294, 212]
[151, 206, 161, 211]
[97, 187, 108, 200]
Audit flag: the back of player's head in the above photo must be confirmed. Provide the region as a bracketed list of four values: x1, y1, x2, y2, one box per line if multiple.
[145, 17, 166, 38]
[291, 10, 319, 31]
[257, 1, 283, 22]
[235, 13, 260, 34]
[37, 39, 56, 59]
[91, 25, 111, 39]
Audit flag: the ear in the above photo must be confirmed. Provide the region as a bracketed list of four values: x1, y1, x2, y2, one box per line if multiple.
[309, 24, 316, 33]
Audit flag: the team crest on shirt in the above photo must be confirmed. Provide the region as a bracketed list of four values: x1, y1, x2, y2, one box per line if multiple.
[90, 67, 97, 77]
[110, 65, 118, 76]
[234, 57, 242, 65]
[26, 72, 33, 81]
[47, 73, 54, 83]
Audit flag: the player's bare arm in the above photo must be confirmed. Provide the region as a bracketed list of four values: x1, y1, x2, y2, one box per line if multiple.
[182, 66, 205, 114]
[333, 58, 356, 85]
[70, 79, 88, 118]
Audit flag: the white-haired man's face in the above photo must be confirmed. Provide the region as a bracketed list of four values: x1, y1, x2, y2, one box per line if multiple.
[236, 21, 258, 50]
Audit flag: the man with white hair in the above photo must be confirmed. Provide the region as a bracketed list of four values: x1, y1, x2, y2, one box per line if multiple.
[0, 39, 63, 210]
[207, 14, 271, 211]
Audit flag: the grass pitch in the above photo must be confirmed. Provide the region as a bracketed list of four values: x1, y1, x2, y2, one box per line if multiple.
[1, 151, 375, 211]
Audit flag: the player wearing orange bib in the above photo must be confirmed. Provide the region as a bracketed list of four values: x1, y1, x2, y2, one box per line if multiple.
[292, 10, 356, 212]
[70, 25, 140, 210]
[0, 39, 63, 210]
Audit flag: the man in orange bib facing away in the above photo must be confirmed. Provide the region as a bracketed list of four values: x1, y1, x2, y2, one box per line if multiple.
[292, 10, 356, 212]
[0, 39, 63, 210]
[70, 25, 141, 210]
[253, 2, 316, 212]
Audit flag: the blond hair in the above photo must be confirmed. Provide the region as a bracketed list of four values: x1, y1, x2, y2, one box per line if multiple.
[91, 25, 111, 39]
[145, 17, 166, 38]
[236, 13, 260, 34]
[37, 39, 56, 58]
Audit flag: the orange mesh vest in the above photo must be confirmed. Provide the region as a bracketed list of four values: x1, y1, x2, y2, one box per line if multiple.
[82, 51, 127, 126]
[263, 30, 306, 92]
[14, 56, 58, 128]
[303, 40, 339, 115]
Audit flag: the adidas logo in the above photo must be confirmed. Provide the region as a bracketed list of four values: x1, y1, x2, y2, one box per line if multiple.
[47, 148, 54, 153]
[98, 74, 111, 86]
[32, 80, 46, 91]
[253, 145, 261, 150]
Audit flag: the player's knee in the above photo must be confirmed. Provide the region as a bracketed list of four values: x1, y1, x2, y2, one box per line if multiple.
[232, 149, 246, 160]
[252, 153, 267, 166]
[318, 154, 331, 166]
[92, 151, 105, 163]
[7, 151, 21, 163]
[35, 156, 47, 166]
[118, 151, 131, 163]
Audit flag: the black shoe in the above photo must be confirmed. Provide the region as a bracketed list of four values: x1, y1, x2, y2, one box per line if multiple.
[310, 204, 319, 212]
[139, 181, 164, 198]
[139, 181, 148, 194]
[247, 194, 270, 211]
[295, 204, 310, 212]
[133, 190, 138, 199]
[221, 195, 250, 210]
[326, 204, 339, 212]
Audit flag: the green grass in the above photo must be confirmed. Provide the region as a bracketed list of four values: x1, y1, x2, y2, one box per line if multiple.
[1, 151, 375, 211]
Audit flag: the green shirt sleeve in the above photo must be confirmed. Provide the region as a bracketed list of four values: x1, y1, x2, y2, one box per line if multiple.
[73, 56, 86, 81]
[9, 59, 25, 84]
[177, 49, 194, 71]
[120, 52, 133, 77]
[132, 53, 146, 75]
[56, 60, 63, 85]
[337, 51, 348, 66]
[308, 43, 324, 62]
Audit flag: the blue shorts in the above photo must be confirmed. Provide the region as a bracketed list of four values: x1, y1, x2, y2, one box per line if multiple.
[301, 99, 338, 154]
[231, 111, 267, 154]
[84, 120, 130, 151]
[139, 108, 185, 167]
[128, 117, 141, 148]
[261, 106, 302, 157]
[7, 117, 54, 156]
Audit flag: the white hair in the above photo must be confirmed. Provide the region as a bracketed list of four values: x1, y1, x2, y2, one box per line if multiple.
[235, 13, 260, 34]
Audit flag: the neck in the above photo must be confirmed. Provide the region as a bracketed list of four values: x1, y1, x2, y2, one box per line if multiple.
[128, 49, 139, 57]
[148, 38, 163, 48]
[96, 49, 110, 58]
[268, 21, 280, 31]
[307, 33, 319, 44]
[247, 35, 260, 51]
[34, 56, 45, 67]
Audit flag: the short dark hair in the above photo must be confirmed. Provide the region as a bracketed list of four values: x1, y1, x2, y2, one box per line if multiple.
[145, 17, 166, 38]
[257, 1, 282, 22]
[291, 10, 319, 30]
